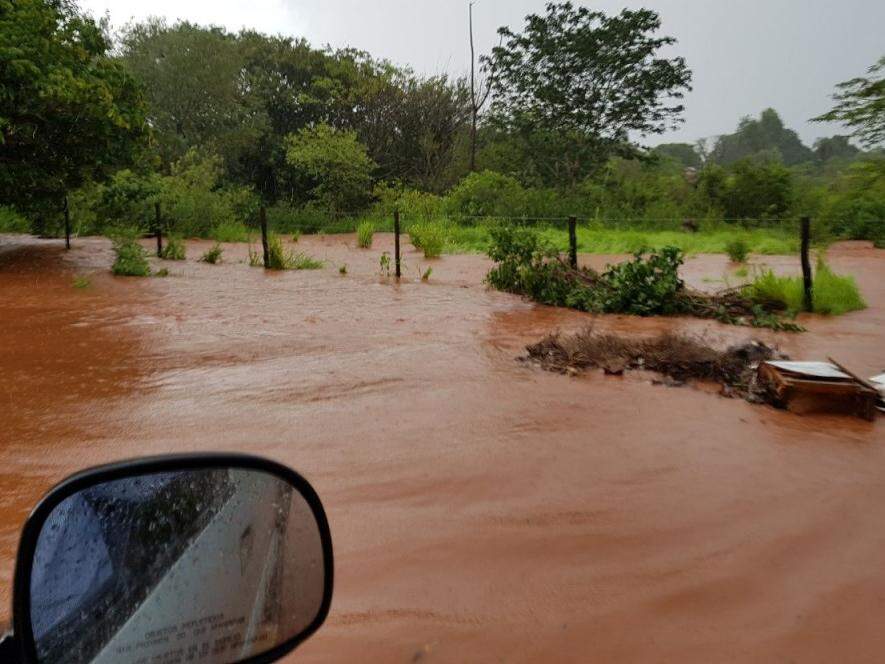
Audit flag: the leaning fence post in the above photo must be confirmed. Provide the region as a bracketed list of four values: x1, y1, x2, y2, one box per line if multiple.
[154, 202, 163, 257]
[800, 216, 813, 312]
[568, 215, 578, 269]
[394, 209, 401, 279]
[63, 196, 71, 250]
[260, 205, 270, 268]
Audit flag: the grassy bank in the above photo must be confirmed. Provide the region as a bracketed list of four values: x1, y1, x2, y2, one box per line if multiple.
[440, 224, 799, 256]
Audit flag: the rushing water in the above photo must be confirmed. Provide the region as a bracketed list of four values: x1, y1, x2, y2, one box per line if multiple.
[1, 234, 883, 662]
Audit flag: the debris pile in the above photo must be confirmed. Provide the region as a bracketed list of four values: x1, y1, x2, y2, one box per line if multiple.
[523, 328, 783, 402]
[524, 327, 883, 420]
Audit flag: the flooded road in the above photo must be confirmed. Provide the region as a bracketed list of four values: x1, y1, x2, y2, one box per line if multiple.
[1, 233, 883, 662]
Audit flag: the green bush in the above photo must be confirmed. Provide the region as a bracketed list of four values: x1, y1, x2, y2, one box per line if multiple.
[357, 221, 374, 248]
[409, 222, 445, 257]
[200, 243, 224, 264]
[111, 230, 151, 277]
[160, 235, 186, 260]
[0, 206, 31, 233]
[445, 170, 526, 218]
[725, 238, 750, 262]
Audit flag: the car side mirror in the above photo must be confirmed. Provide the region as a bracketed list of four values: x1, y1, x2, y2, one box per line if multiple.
[5, 454, 333, 664]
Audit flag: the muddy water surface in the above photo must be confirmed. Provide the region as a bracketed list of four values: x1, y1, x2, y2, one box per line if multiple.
[1, 234, 883, 662]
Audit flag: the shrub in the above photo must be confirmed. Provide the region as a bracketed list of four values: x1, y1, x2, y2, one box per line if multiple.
[291, 230, 301, 243]
[409, 222, 445, 257]
[200, 243, 224, 264]
[357, 221, 374, 248]
[725, 238, 750, 263]
[0, 206, 30, 233]
[160, 235, 186, 260]
[445, 170, 526, 218]
[155, 268, 170, 277]
[111, 230, 151, 277]
[485, 223, 801, 329]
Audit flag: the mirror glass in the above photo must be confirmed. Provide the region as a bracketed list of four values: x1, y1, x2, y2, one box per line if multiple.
[28, 467, 327, 664]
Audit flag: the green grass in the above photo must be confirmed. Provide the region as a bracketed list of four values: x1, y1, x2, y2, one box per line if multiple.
[212, 221, 250, 243]
[160, 235, 186, 260]
[409, 222, 801, 257]
[263, 233, 323, 270]
[72, 275, 91, 289]
[409, 222, 445, 258]
[200, 243, 224, 264]
[743, 257, 866, 316]
[357, 221, 374, 248]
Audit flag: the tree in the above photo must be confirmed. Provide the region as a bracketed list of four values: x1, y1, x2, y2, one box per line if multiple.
[284, 124, 376, 216]
[709, 109, 813, 166]
[484, 2, 691, 186]
[0, 0, 149, 216]
[119, 20, 266, 168]
[813, 135, 860, 162]
[814, 56, 885, 149]
[653, 143, 702, 169]
[723, 158, 793, 220]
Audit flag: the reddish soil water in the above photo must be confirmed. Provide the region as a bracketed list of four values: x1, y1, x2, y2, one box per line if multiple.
[1, 234, 883, 662]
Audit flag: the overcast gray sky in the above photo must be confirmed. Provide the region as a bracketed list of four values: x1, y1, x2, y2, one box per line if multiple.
[80, 0, 885, 147]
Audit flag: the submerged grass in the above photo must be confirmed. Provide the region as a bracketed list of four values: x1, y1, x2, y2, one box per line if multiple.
[743, 257, 866, 316]
[160, 235, 186, 260]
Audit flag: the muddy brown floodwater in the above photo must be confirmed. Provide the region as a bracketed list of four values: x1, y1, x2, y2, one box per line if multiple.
[1, 233, 883, 662]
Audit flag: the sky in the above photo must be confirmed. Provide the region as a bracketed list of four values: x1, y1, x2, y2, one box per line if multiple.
[79, 0, 885, 148]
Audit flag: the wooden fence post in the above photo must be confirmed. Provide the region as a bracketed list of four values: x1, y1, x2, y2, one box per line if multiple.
[394, 209, 401, 278]
[568, 215, 578, 269]
[63, 196, 71, 250]
[154, 202, 163, 257]
[260, 205, 270, 268]
[800, 216, 813, 312]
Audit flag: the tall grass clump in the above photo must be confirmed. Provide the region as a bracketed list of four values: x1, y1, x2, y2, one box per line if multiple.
[200, 243, 224, 264]
[409, 222, 445, 258]
[357, 221, 374, 248]
[160, 235, 186, 260]
[111, 229, 151, 277]
[744, 257, 866, 315]
[725, 238, 750, 263]
[264, 233, 323, 270]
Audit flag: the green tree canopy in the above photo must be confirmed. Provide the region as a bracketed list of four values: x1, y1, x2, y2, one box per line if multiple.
[0, 0, 149, 213]
[484, 1, 692, 185]
[814, 56, 884, 149]
[709, 108, 813, 166]
[284, 124, 376, 216]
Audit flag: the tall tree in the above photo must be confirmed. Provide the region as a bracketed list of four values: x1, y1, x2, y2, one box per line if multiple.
[709, 108, 813, 166]
[0, 0, 149, 215]
[118, 20, 266, 168]
[814, 56, 885, 149]
[484, 2, 691, 186]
